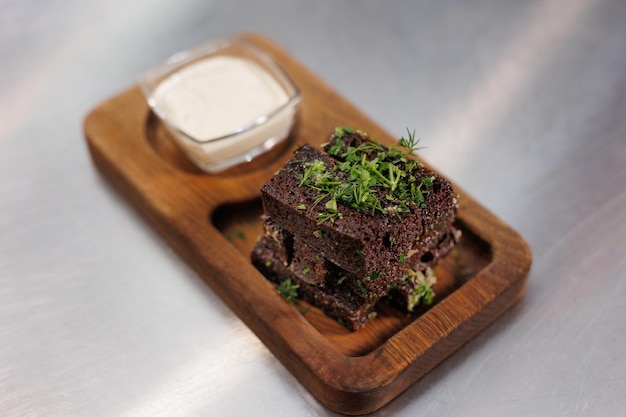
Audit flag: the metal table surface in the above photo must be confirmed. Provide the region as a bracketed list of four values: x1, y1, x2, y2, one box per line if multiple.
[1, 1, 625, 416]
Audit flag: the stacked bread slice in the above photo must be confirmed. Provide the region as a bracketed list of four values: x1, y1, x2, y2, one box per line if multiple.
[251, 128, 459, 330]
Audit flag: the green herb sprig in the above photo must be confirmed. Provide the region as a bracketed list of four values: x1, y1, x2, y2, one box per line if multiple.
[277, 279, 299, 304]
[406, 268, 436, 311]
[398, 128, 424, 155]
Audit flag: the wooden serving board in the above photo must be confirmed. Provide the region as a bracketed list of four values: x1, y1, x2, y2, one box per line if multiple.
[84, 33, 531, 415]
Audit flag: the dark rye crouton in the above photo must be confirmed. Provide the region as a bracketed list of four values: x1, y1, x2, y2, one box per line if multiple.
[257, 216, 459, 315]
[251, 236, 377, 330]
[253, 128, 459, 329]
[261, 146, 456, 282]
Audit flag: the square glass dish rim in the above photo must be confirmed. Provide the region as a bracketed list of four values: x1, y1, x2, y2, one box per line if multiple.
[138, 36, 301, 145]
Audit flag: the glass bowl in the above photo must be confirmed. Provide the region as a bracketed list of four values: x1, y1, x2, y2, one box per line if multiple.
[140, 36, 301, 173]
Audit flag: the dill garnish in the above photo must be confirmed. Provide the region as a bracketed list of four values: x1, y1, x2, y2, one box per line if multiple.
[398, 128, 424, 155]
[405, 268, 437, 311]
[277, 279, 299, 304]
[294, 127, 435, 223]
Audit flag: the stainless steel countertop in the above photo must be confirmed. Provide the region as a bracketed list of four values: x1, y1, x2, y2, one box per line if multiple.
[1, 1, 625, 415]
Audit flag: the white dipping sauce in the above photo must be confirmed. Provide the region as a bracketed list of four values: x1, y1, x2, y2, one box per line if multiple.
[151, 55, 297, 172]
[154, 56, 289, 140]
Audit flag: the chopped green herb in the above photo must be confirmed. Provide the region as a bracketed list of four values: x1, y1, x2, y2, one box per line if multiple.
[297, 204, 307, 210]
[421, 176, 435, 188]
[334, 125, 355, 137]
[367, 270, 382, 281]
[226, 230, 246, 241]
[405, 268, 437, 311]
[313, 230, 323, 238]
[326, 138, 345, 157]
[398, 253, 408, 263]
[264, 260, 272, 267]
[293, 128, 434, 224]
[356, 249, 366, 258]
[277, 279, 299, 305]
[398, 128, 424, 155]
[302, 267, 311, 275]
[317, 210, 343, 224]
[357, 280, 368, 297]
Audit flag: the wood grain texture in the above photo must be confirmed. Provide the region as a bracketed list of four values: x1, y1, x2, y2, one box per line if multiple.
[83, 33, 531, 415]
